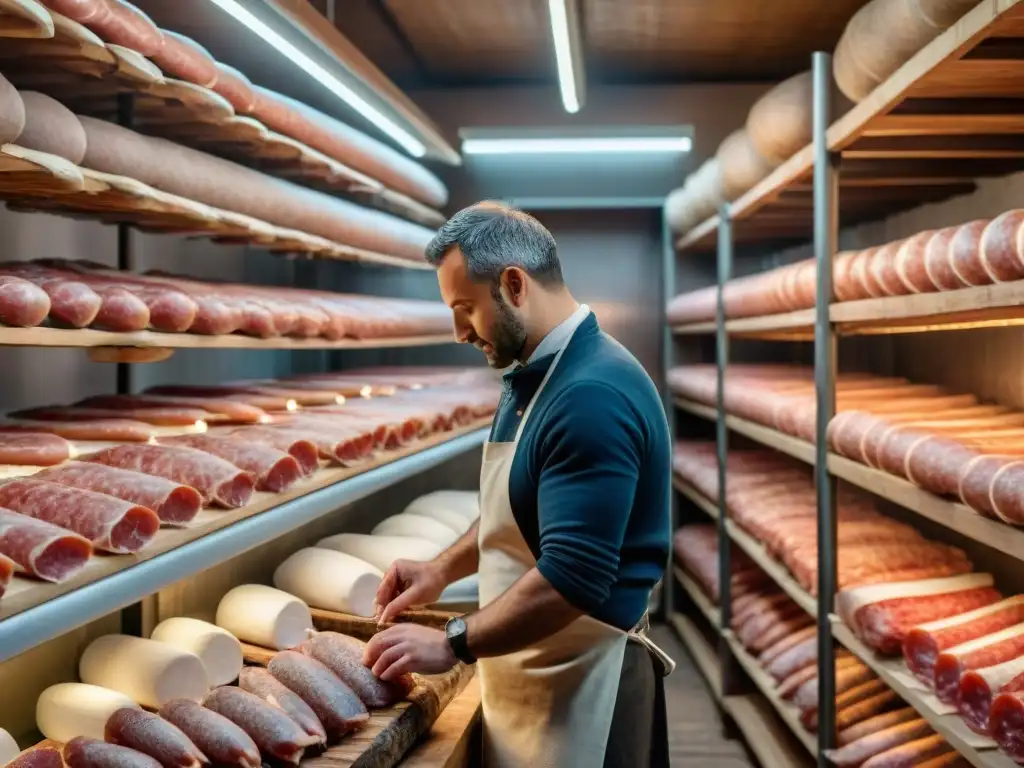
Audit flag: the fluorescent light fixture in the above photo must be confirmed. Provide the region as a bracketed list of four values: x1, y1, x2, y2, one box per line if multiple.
[462, 136, 693, 155]
[206, 0, 427, 157]
[549, 0, 583, 114]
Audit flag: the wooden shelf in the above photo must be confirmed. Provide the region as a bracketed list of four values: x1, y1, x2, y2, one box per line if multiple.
[673, 398, 816, 464]
[0, 6, 443, 229]
[0, 327, 455, 353]
[0, 422, 489, 664]
[675, 564, 722, 628]
[673, 475, 720, 520]
[668, 611, 722, 702]
[724, 629, 817, 757]
[673, 309, 816, 340]
[726, 519, 818, 617]
[675, 0, 1024, 254]
[832, 619, 1013, 768]
[721, 695, 813, 768]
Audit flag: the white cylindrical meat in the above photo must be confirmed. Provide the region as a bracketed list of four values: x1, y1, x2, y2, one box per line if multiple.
[274, 548, 383, 617]
[404, 489, 480, 523]
[0, 728, 19, 765]
[36, 683, 139, 742]
[79, 635, 209, 709]
[316, 532, 441, 572]
[215, 584, 313, 651]
[150, 617, 243, 687]
[372, 513, 460, 547]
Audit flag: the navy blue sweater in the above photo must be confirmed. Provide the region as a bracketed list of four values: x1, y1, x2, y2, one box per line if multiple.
[488, 313, 671, 630]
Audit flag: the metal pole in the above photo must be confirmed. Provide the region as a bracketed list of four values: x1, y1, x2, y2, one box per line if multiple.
[660, 215, 678, 623]
[716, 203, 736, 693]
[115, 92, 136, 400]
[813, 50, 840, 765]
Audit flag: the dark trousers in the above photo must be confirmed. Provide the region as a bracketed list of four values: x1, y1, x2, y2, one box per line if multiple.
[603, 639, 670, 768]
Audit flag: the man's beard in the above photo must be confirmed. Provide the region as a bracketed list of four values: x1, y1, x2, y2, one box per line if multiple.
[480, 294, 526, 369]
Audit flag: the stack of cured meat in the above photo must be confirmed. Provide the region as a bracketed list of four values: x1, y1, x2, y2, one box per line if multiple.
[674, 526, 965, 765]
[0, 260, 452, 339]
[669, 364, 1024, 526]
[0, 368, 499, 600]
[672, 443, 973, 596]
[666, 209, 1024, 324]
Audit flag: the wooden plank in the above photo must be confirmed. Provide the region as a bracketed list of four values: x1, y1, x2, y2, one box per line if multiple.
[725, 520, 817, 617]
[864, 113, 1024, 136]
[402, 678, 481, 768]
[669, 611, 722, 702]
[673, 476, 720, 520]
[673, 398, 816, 464]
[675, 565, 722, 628]
[723, 629, 816, 756]
[721, 695, 812, 768]
[833, 620, 1014, 768]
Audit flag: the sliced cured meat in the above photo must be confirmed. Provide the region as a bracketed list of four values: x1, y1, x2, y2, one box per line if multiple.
[826, 719, 933, 766]
[267, 650, 369, 739]
[84, 444, 255, 508]
[981, 210, 1024, 283]
[0, 277, 50, 328]
[0, 419, 153, 443]
[860, 734, 951, 768]
[949, 219, 992, 287]
[233, 425, 372, 467]
[201, 686, 321, 764]
[5, 748, 64, 768]
[990, 691, 1024, 762]
[0, 432, 71, 466]
[212, 63, 256, 113]
[298, 631, 411, 708]
[151, 31, 218, 87]
[10, 405, 210, 428]
[0, 508, 92, 582]
[903, 597, 1024, 685]
[105, 707, 207, 768]
[0, 479, 158, 553]
[39, 462, 203, 526]
[158, 435, 302, 493]
[78, 394, 268, 425]
[959, 657, 1024, 735]
[934, 623, 1024, 703]
[923, 226, 968, 291]
[0, 553, 11, 597]
[145, 385, 293, 412]
[87, 0, 163, 56]
[159, 699, 260, 768]
[837, 707, 920, 747]
[237, 667, 326, 745]
[225, 428, 319, 476]
[63, 737, 162, 768]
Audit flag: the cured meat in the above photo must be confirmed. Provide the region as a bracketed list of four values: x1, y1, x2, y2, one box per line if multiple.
[0, 420, 152, 443]
[237, 667, 326, 744]
[158, 435, 302, 493]
[201, 686, 321, 764]
[860, 735, 951, 768]
[766, 635, 818, 681]
[981, 210, 1024, 283]
[105, 707, 207, 768]
[837, 707, 920, 747]
[934, 624, 1024, 703]
[0, 432, 71, 466]
[0, 508, 91, 582]
[0, 553, 11, 597]
[212, 64, 256, 113]
[903, 597, 1024, 684]
[63, 738, 162, 768]
[298, 631, 412, 707]
[958, 658, 1024, 735]
[0, 479, 158, 553]
[949, 220, 991, 287]
[87, 0, 163, 56]
[18, 92, 88, 164]
[794, 663, 877, 712]
[10, 405, 210, 428]
[826, 719, 933, 766]
[225, 428, 319, 476]
[990, 462, 1024, 524]
[78, 394, 268, 425]
[39, 462, 203, 526]
[150, 31, 218, 87]
[924, 226, 969, 291]
[39, 0, 109, 24]
[990, 691, 1024, 762]
[0, 277, 50, 328]
[84, 444, 255, 508]
[230, 425, 371, 467]
[267, 650, 369, 739]
[836, 689, 900, 732]
[0, 269, 101, 328]
[159, 699, 260, 768]
[5, 748, 63, 768]
[958, 455, 1010, 516]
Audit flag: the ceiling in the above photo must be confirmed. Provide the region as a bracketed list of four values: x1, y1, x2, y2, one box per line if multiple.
[324, 0, 874, 88]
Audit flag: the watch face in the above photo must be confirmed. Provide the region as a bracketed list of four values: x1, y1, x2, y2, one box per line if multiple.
[446, 617, 466, 640]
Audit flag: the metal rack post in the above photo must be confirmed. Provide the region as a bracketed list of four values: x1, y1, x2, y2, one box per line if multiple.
[812, 50, 840, 765]
[115, 92, 136, 400]
[660, 215, 678, 622]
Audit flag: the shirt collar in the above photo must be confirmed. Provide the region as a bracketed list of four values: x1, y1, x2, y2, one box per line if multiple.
[523, 304, 590, 366]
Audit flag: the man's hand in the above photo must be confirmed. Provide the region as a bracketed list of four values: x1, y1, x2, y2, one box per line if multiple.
[374, 559, 448, 624]
[363, 623, 457, 681]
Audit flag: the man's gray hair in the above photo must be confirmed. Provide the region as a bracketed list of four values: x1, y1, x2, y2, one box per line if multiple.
[424, 202, 563, 286]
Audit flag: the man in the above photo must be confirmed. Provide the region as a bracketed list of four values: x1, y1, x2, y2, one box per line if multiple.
[364, 202, 673, 768]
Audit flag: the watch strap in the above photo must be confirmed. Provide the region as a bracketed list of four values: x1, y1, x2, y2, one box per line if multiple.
[446, 617, 477, 665]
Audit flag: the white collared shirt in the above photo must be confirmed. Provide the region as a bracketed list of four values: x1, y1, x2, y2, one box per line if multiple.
[523, 303, 590, 366]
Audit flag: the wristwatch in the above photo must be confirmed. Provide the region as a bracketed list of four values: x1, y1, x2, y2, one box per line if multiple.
[445, 616, 476, 665]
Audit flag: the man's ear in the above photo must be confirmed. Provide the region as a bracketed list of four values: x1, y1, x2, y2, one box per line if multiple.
[501, 267, 528, 307]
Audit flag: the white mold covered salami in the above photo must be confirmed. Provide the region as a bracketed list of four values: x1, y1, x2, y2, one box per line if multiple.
[36, 682, 139, 742]
[79, 635, 209, 709]
[273, 548, 383, 617]
[215, 584, 312, 651]
[150, 617, 243, 687]
[315, 533, 441, 572]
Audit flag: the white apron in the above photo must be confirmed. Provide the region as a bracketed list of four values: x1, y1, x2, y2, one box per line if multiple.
[476, 306, 674, 768]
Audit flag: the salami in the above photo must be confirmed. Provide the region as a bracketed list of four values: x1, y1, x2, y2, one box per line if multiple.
[835, 688, 901, 732]
[826, 719, 933, 766]
[225, 428, 319, 476]
[267, 651, 369, 740]
[78, 394, 268, 425]
[924, 226, 969, 291]
[0, 277, 50, 328]
[0, 432, 71, 466]
[0, 479, 158, 553]
[0, 267, 101, 328]
[63, 738, 161, 768]
[0, 508, 92, 582]
[990, 462, 1024, 524]
[989, 690, 1024, 762]
[10, 405, 211, 428]
[959, 658, 1024, 735]
[105, 708, 207, 768]
[87, 0, 163, 56]
[236, 667, 326, 745]
[981, 210, 1024, 283]
[84, 444, 255, 508]
[0, 420, 152, 443]
[0, 553, 12, 598]
[949, 220, 992, 287]
[150, 31, 218, 87]
[158, 435, 303, 493]
[5, 748, 63, 768]
[39, 462, 203, 526]
[860, 735, 951, 768]
[934, 623, 1024, 703]
[837, 707, 920, 747]
[201, 686, 321, 764]
[298, 631, 411, 708]
[231, 425, 373, 467]
[158, 699, 260, 768]
[903, 597, 1024, 684]
[212, 64, 256, 114]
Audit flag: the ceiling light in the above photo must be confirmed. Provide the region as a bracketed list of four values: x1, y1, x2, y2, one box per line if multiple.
[548, 0, 584, 114]
[206, 0, 427, 157]
[462, 136, 693, 155]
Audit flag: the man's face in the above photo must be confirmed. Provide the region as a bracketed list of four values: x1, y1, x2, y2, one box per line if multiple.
[437, 249, 527, 369]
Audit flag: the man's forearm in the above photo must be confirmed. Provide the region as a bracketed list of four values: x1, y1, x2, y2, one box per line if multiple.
[464, 567, 582, 658]
[434, 520, 480, 584]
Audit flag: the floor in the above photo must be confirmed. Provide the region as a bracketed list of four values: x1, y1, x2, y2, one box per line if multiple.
[651, 626, 756, 768]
